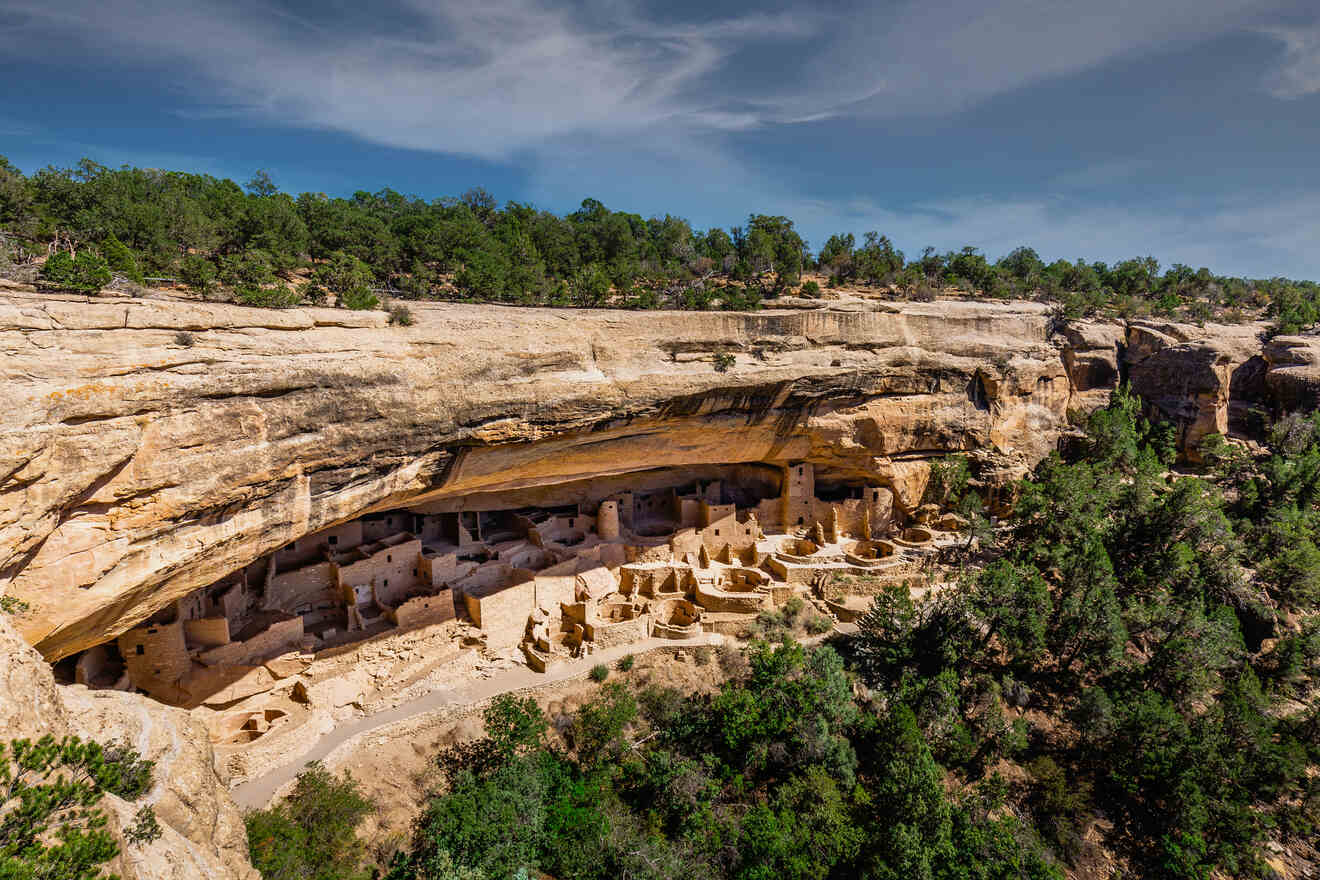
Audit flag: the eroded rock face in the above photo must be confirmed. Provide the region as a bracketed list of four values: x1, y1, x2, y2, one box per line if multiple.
[0, 617, 257, 880]
[0, 292, 1297, 659]
[1124, 319, 1270, 459]
[1264, 334, 1320, 414]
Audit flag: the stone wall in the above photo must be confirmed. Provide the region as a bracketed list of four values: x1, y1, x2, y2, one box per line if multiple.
[198, 617, 303, 668]
[585, 614, 648, 648]
[420, 550, 458, 586]
[274, 521, 363, 570]
[780, 462, 815, 530]
[463, 578, 536, 646]
[266, 562, 336, 614]
[362, 513, 409, 543]
[533, 572, 577, 614]
[699, 508, 757, 553]
[336, 538, 423, 605]
[389, 590, 456, 629]
[118, 621, 190, 695]
[184, 616, 231, 648]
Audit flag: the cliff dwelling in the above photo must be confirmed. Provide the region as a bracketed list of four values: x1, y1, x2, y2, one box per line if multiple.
[53, 460, 955, 731]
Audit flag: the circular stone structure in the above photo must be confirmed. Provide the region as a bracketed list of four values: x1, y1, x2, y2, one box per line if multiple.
[901, 526, 934, 544]
[843, 539, 898, 567]
[650, 597, 703, 639]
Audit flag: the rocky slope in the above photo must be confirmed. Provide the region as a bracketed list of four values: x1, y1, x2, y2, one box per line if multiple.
[0, 289, 1305, 660]
[0, 615, 257, 880]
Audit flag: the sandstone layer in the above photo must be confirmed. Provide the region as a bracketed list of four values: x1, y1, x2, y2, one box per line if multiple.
[0, 291, 1297, 659]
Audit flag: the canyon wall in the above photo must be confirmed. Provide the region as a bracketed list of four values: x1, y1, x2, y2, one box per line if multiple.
[0, 290, 1311, 659]
[0, 615, 257, 880]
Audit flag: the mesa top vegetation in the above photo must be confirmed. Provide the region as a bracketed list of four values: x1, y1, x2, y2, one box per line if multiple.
[2, 156, 1319, 330]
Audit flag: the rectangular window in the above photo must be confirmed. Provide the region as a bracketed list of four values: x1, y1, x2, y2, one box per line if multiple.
[329, 536, 338, 546]
[135, 645, 144, 655]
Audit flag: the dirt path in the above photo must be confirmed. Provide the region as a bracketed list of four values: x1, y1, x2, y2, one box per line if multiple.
[230, 634, 720, 809]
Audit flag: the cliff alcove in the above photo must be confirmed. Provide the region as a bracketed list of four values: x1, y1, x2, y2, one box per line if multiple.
[1, 291, 1307, 665]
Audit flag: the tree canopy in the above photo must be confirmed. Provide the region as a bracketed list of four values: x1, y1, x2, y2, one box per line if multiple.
[1, 156, 1317, 328]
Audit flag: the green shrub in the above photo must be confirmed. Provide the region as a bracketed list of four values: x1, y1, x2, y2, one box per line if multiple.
[692, 645, 713, 666]
[297, 280, 328, 306]
[806, 614, 834, 635]
[637, 684, 686, 728]
[102, 234, 143, 283]
[40, 250, 111, 292]
[218, 250, 275, 287]
[800, 279, 821, 297]
[717, 642, 747, 677]
[318, 251, 377, 309]
[616, 653, 635, 672]
[174, 331, 195, 347]
[178, 254, 217, 295]
[712, 351, 736, 372]
[1, 594, 30, 614]
[245, 763, 372, 880]
[569, 263, 611, 307]
[388, 303, 415, 325]
[339, 286, 379, 310]
[236, 285, 302, 309]
[125, 804, 162, 846]
[0, 735, 156, 879]
[589, 663, 609, 682]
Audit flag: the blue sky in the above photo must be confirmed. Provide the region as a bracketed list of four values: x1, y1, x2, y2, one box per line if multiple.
[1, 0, 1318, 278]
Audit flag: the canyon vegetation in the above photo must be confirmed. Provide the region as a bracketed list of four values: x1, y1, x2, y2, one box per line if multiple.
[2, 156, 1319, 331]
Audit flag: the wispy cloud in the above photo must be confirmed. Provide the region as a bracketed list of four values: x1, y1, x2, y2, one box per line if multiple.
[773, 0, 1275, 122]
[1261, 23, 1320, 97]
[0, 0, 822, 159]
[0, 0, 1303, 158]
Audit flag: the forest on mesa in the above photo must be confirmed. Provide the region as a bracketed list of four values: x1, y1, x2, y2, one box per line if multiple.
[3, 157, 1320, 331]
[241, 392, 1320, 880]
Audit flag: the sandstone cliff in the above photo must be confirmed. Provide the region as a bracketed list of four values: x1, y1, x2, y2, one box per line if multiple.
[0, 291, 1296, 659]
[0, 616, 257, 880]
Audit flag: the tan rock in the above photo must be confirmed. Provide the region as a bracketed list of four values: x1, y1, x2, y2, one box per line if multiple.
[305, 669, 368, 709]
[0, 617, 257, 880]
[0, 612, 69, 738]
[263, 652, 311, 679]
[0, 294, 1094, 657]
[1126, 320, 1268, 459]
[0, 293, 1290, 658]
[1264, 334, 1320, 413]
[1059, 321, 1123, 406]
